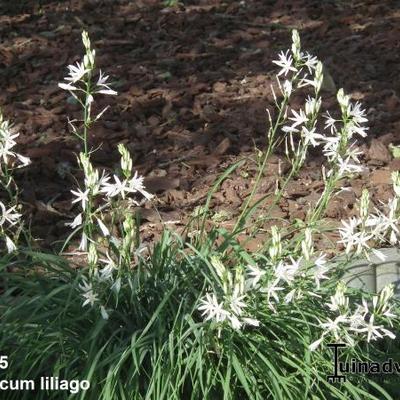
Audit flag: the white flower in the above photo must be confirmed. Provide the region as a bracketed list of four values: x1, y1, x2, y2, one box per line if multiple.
[79, 280, 99, 307]
[228, 314, 242, 330]
[16, 154, 31, 167]
[348, 102, 368, 125]
[282, 125, 299, 134]
[260, 279, 284, 306]
[274, 258, 299, 284]
[302, 53, 318, 73]
[379, 284, 394, 309]
[348, 122, 368, 138]
[327, 283, 348, 312]
[129, 171, 153, 200]
[352, 231, 373, 255]
[339, 218, 372, 255]
[320, 315, 348, 340]
[5, 235, 16, 253]
[298, 75, 320, 90]
[66, 213, 82, 229]
[229, 286, 246, 315]
[101, 171, 153, 201]
[96, 71, 117, 96]
[351, 315, 383, 342]
[246, 264, 266, 288]
[71, 188, 90, 210]
[302, 127, 324, 147]
[101, 175, 130, 199]
[288, 109, 308, 128]
[313, 253, 329, 289]
[0, 131, 19, 163]
[370, 199, 399, 245]
[337, 88, 350, 110]
[336, 156, 363, 177]
[346, 143, 363, 163]
[86, 94, 94, 106]
[0, 202, 21, 226]
[383, 307, 396, 320]
[322, 136, 340, 160]
[339, 217, 359, 241]
[272, 50, 297, 76]
[198, 293, 229, 323]
[324, 111, 338, 134]
[380, 327, 396, 340]
[65, 61, 89, 83]
[99, 254, 116, 281]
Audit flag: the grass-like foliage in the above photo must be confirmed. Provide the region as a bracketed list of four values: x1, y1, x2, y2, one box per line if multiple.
[0, 30, 399, 399]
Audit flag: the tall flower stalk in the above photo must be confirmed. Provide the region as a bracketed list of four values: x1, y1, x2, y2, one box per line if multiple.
[197, 30, 399, 357]
[59, 31, 153, 319]
[234, 30, 323, 232]
[0, 110, 31, 253]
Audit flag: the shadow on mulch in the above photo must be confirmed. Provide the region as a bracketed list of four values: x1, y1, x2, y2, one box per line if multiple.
[0, 0, 399, 249]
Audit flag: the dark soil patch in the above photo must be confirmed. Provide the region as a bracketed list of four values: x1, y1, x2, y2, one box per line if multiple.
[1, 0, 399, 252]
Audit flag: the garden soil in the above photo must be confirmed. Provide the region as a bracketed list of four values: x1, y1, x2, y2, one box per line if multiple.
[0, 0, 399, 253]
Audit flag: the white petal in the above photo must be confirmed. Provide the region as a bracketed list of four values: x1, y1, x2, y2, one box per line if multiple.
[96, 217, 110, 237]
[100, 306, 109, 320]
[5, 236, 16, 253]
[309, 337, 324, 351]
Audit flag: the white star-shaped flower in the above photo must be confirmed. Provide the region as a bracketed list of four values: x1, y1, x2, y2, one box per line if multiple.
[272, 50, 297, 76]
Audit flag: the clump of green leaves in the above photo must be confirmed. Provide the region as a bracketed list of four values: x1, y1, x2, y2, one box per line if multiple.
[0, 29, 399, 400]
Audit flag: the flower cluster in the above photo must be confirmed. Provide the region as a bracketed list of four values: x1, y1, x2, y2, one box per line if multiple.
[0, 111, 31, 253]
[69, 143, 152, 317]
[0, 115, 31, 169]
[59, 31, 116, 96]
[72, 147, 152, 317]
[310, 283, 396, 351]
[0, 201, 21, 252]
[198, 227, 330, 329]
[78, 253, 120, 320]
[198, 29, 398, 355]
[198, 256, 259, 330]
[339, 174, 400, 261]
[69, 147, 153, 251]
[59, 31, 153, 318]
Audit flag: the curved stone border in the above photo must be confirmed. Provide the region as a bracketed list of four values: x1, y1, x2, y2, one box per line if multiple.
[341, 248, 400, 296]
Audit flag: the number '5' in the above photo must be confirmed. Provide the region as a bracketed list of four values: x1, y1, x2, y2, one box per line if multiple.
[0, 356, 8, 369]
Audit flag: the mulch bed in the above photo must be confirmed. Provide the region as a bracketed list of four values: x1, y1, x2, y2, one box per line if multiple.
[1, 0, 399, 252]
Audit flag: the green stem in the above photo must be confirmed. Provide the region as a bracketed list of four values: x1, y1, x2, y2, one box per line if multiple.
[234, 99, 288, 232]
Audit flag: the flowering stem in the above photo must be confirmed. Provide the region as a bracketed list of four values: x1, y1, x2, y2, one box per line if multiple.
[234, 98, 288, 233]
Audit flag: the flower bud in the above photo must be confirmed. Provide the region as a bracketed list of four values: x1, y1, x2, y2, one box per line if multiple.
[337, 88, 350, 116]
[301, 228, 314, 261]
[118, 144, 133, 179]
[211, 256, 226, 280]
[315, 62, 323, 93]
[88, 243, 98, 266]
[269, 226, 282, 261]
[359, 189, 370, 221]
[291, 29, 301, 60]
[379, 284, 394, 308]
